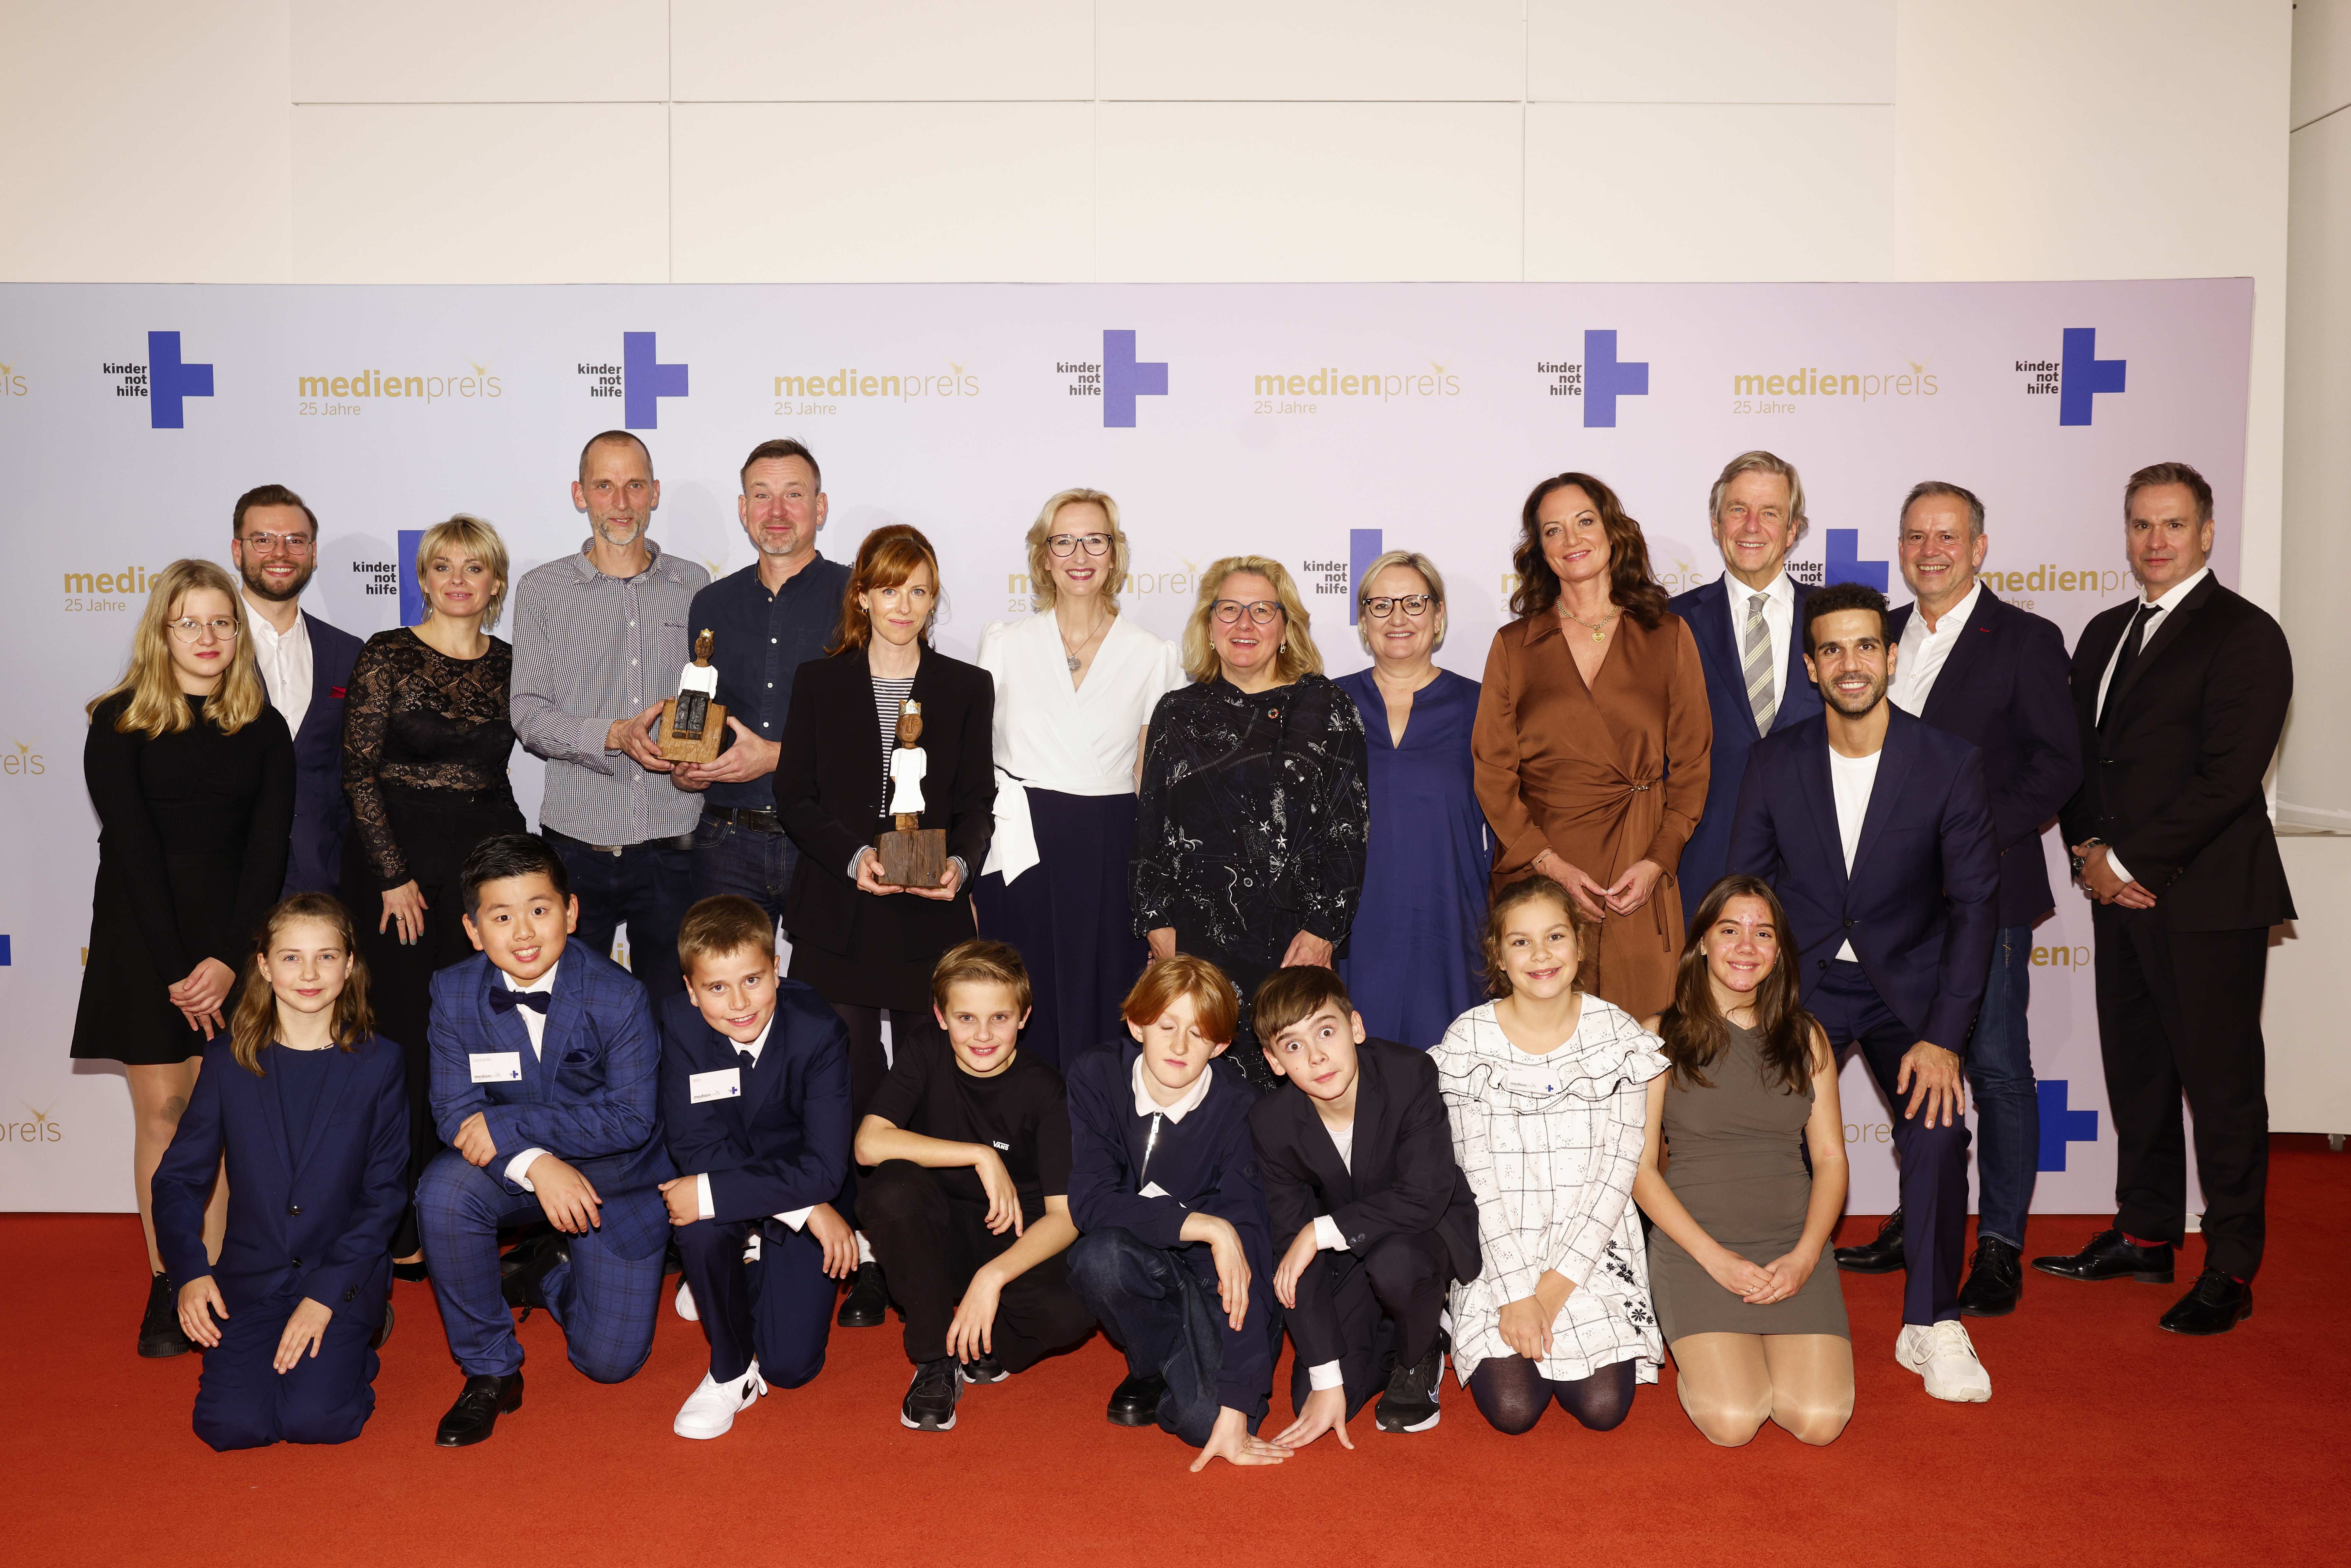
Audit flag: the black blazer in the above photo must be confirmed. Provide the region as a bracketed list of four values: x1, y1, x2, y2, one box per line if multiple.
[2058, 573, 2293, 931]
[283, 612, 362, 897]
[1887, 587, 2081, 928]
[774, 643, 995, 981]
[656, 984, 852, 1223]
[1247, 1037, 1479, 1367]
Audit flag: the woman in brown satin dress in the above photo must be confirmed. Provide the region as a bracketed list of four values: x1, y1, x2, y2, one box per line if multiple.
[1472, 472, 1710, 1019]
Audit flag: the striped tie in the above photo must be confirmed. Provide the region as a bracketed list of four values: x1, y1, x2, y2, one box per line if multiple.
[1743, 593, 1776, 735]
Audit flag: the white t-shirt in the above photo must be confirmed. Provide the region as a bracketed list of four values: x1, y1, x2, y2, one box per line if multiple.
[1828, 747, 1882, 962]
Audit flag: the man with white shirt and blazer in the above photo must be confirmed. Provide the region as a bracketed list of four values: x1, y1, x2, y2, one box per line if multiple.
[1667, 451, 1824, 929]
[1832, 484, 2081, 1318]
[229, 484, 361, 895]
[2035, 462, 2292, 1337]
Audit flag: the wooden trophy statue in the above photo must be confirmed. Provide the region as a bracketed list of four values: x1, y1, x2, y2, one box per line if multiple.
[659, 629, 726, 764]
[875, 699, 947, 889]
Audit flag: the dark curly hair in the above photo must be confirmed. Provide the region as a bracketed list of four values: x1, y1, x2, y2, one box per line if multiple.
[1508, 471, 1670, 629]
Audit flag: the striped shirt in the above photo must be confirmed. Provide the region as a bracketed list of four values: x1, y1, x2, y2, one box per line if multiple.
[872, 677, 915, 763]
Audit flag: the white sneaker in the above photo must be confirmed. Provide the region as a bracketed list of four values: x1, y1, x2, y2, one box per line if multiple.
[674, 1362, 767, 1439]
[1895, 1321, 1991, 1402]
[674, 1281, 699, 1322]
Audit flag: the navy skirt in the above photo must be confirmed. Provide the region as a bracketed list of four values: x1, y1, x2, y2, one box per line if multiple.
[974, 788, 1148, 1074]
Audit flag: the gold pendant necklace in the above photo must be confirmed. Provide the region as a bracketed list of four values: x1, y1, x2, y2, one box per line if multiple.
[1559, 605, 1617, 643]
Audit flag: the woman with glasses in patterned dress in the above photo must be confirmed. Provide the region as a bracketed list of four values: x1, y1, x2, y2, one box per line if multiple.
[974, 489, 1186, 1072]
[73, 559, 296, 1358]
[1130, 556, 1369, 1088]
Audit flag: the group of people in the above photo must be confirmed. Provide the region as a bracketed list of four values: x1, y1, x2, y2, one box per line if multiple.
[80, 432, 2292, 1462]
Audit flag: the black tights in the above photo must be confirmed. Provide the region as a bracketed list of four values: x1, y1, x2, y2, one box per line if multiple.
[1468, 1356, 1636, 1435]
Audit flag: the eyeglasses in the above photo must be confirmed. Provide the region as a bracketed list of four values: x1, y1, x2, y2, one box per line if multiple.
[1211, 600, 1285, 626]
[1362, 594, 1435, 618]
[1046, 532, 1113, 558]
[167, 617, 240, 642]
[240, 531, 314, 555]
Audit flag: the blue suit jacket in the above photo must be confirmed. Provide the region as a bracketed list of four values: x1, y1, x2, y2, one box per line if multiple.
[428, 945, 675, 1260]
[1886, 588, 2081, 928]
[152, 1034, 407, 1327]
[656, 983, 851, 1225]
[282, 612, 362, 897]
[1726, 706, 1999, 1050]
[1667, 574, 1822, 927]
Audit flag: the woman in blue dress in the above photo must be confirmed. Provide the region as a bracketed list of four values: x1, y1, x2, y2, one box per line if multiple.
[1335, 550, 1490, 1047]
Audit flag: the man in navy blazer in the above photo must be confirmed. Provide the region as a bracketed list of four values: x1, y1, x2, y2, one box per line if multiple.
[1667, 451, 1824, 927]
[416, 834, 676, 1448]
[229, 483, 361, 895]
[1728, 582, 1999, 1404]
[1835, 483, 2080, 1317]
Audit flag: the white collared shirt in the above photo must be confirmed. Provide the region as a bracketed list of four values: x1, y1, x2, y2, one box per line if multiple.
[500, 961, 559, 1188]
[689, 1014, 815, 1231]
[1890, 580, 1983, 716]
[2093, 564, 2213, 884]
[246, 604, 314, 737]
[1723, 568, 1796, 716]
[1131, 1054, 1217, 1123]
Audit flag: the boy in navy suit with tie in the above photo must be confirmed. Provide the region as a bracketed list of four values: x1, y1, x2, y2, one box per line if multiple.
[657, 895, 857, 1439]
[416, 834, 676, 1448]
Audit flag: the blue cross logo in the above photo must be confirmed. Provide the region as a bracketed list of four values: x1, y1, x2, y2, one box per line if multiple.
[2036, 1079, 2100, 1171]
[622, 331, 688, 430]
[1821, 528, 1888, 591]
[2058, 327, 2125, 427]
[1349, 529, 1385, 626]
[398, 529, 427, 627]
[147, 331, 214, 429]
[1582, 329, 1649, 429]
[0, 934, 11, 965]
[1102, 329, 1168, 429]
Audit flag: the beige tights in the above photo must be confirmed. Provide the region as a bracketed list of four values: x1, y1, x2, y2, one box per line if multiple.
[1668, 1332, 1854, 1447]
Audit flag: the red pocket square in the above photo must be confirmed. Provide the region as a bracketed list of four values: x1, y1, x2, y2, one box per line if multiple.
[328, 686, 347, 699]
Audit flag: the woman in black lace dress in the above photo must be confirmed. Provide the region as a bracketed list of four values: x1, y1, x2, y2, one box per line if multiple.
[1132, 556, 1369, 1088]
[340, 516, 522, 1267]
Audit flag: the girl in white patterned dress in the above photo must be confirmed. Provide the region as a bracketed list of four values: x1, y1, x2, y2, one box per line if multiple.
[1433, 873, 1670, 1434]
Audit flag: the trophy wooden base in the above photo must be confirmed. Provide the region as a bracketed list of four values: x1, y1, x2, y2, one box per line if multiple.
[658, 697, 725, 764]
[875, 826, 947, 889]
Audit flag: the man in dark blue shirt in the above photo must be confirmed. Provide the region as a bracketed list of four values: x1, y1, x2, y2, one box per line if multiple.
[672, 439, 854, 925]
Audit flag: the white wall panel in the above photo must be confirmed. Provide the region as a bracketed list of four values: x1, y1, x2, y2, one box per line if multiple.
[1529, 0, 1893, 104]
[1526, 104, 1894, 280]
[673, 0, 1093, 102]
[2293, 0, 2351, 126]
[292, 0, 667, 103]
[1098, 0, 1522, 101]
[292, 104, 670, 282]
[672, 103, 1093, 281]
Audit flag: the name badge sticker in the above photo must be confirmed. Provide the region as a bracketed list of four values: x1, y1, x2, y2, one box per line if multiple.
[690, 1067, 743, 1103]
[469, 1052, 522, 1084]
[1503, 1064, 1564, 1098]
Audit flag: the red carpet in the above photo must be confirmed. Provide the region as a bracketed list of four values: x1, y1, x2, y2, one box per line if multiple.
[9, 1136, 2345, 1568]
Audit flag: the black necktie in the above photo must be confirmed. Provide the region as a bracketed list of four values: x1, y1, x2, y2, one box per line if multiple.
[2098, 603, 2162, 730]
[489, 988, 550, 1015]
[737, 1048, 758, 1071]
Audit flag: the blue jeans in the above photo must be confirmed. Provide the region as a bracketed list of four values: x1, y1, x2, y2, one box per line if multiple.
[544, 827, 695, 1002]
[691, 816, 798, 928]
[1966, 924, 2039, 1250]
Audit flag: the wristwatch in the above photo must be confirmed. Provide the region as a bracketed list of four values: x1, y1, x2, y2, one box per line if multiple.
[2068, 837, 2106, 878]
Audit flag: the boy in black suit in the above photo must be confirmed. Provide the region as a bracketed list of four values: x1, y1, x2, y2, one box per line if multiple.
[657, 895, 856, 1440]
[854, 940, 1094, 1432]
[1248, 967, 1478, 1445]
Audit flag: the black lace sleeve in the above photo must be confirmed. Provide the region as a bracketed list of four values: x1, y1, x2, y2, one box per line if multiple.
[341, 633, 407, 888]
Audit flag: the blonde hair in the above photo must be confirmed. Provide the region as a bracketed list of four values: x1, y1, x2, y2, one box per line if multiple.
[86, 559, 268, 738]
[1023, 489, 1130, 611]
[229, 893, 376, 1075]
[1707, 450, 1809, 545]
[1353, 548, 1449, 655]
[1181, 556, 1322, 685]
[413, 514, 512, 631]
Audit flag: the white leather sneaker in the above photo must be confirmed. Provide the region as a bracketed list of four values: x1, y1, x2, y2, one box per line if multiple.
[674, 1362, 767, 1439]
[1895, 1320, 1992, 1402]
[674, 1282, 699, 1322]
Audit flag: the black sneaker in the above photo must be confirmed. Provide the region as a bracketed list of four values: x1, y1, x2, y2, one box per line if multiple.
[900, 1358, 963, 1430]
[959, 1353, 1009, 1385]
[1374, 1340, 1443, 1432]
[139, 1271, 192, 1358]
[837, 1262, 888, 1328]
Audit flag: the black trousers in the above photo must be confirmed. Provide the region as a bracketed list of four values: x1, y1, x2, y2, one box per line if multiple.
[1287, 1230, 1448, 1420]
[2091, 906, 2270, 1279]
[857, 1160, 1094, 1370]
[673, 1216, 836, 1386]
[828, 1005, 948, 1232]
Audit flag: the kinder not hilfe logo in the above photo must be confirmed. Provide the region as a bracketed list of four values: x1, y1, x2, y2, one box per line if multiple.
[103, 332, 215, 428]
[579, 332, 688, 430]
[1532, 329, 1650, 427]
[2015, 328, 2126, 425]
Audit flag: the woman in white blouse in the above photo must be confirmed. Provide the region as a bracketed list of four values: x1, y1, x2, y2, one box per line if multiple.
[975, 489, 1186, 1070]
[1432, 872, 1669, 1435]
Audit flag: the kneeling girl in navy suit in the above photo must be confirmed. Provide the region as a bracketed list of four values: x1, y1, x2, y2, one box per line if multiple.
[157, 891, 408, 1450]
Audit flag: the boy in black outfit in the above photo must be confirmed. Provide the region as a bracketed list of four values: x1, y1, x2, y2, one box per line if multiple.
[854, 940, 1093, 1431]
[1249, 966, 1479, 1444]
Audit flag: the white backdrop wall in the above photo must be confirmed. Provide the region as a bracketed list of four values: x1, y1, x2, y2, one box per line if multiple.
[0, 277, 2250, 1214]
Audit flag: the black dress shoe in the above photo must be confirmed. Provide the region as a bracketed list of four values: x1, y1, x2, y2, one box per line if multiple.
[2159, 1268, 2252, 1335]
[139, 1271, 194, 1358]
[1834, 1209, 1906, 1274]
[370, 1302, 397, 1352]
[435, 1372, 524, 1447]
[2030, 1228, 2174, 1283]
[1958, 1236, 2024, 1317]
[836, 1262, 888, 1328]
[392, 1257, 430, 1283]
[500, 1232, 571, 1319]
[1107, 1371, 1166, 1427]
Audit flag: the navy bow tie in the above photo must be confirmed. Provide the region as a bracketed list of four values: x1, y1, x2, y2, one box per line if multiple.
[490, 988, 551, 1015]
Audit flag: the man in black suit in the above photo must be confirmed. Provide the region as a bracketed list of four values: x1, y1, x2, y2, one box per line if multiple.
[230, 484, 362, 895]
[1833, 483, 2081, 1317]
[1247, 968, 1478, 1443]
[2034, 462, 2292, 1336]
